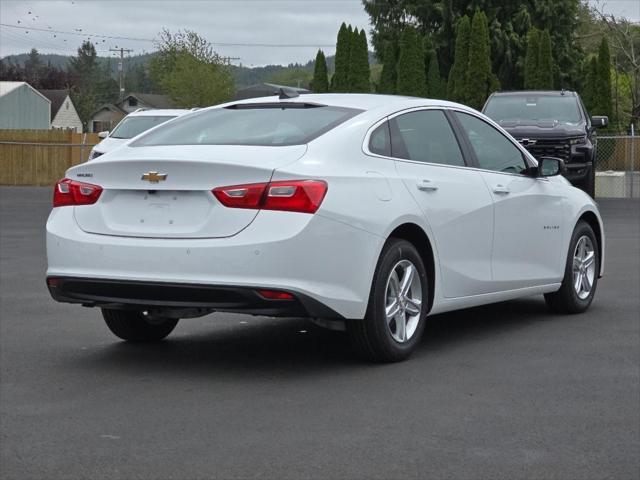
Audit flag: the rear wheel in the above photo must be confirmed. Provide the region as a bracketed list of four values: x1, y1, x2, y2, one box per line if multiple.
[348, 238, 428, 362]
[544, 221, 599, 313]
[101, 308, 178, 342]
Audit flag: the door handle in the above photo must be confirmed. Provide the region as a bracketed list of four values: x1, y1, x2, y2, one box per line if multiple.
[417, 179, 439, 192]
[493, 184, 510, 195]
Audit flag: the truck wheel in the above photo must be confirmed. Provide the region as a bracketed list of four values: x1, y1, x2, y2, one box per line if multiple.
[102, 308, 178, 342]
[584, 164, 596, 198]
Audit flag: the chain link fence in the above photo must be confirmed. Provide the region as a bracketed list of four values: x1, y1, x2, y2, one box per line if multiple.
[595, 135, 639, 198]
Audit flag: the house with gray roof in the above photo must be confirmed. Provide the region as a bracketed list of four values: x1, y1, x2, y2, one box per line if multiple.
[38, 89, 83, 133]
[88, 92, 175, 132]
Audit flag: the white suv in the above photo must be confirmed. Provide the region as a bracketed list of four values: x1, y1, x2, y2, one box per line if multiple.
[89, 109, 190, 160]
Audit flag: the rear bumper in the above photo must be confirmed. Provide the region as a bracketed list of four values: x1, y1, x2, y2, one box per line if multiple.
[47, 276, 343, 318]
[46, 206, 383, 319]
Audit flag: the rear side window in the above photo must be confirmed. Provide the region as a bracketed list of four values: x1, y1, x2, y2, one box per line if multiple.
[132, 104, 362, 147]
[389, 110, 465, 167]
[368, 122, 391, 156]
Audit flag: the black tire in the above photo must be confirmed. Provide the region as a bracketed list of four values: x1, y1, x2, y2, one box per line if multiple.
[544, 220, 599, 314]
[348, 238, 429, 362]
[101, 308, 178, 342]
[583, 163, 596, 198]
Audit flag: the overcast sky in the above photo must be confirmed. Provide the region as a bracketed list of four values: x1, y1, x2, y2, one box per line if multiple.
[1, 0, 638, 66]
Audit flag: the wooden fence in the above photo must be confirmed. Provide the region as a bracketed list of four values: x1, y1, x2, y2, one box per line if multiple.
[0, 130, 100, 186]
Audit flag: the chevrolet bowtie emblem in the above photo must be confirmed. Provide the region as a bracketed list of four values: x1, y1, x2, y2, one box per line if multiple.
[141, 171, 168, 183]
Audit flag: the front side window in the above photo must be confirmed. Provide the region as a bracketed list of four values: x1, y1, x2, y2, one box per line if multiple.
[110, 115, 177, 139]
[389, 110, 465, 167]
[455, 112, 527, 174]
[132, 104, 362, 147]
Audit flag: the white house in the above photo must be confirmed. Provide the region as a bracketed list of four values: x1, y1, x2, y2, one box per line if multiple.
[0, 81, 50, 130]
[38, 89, 83, 133]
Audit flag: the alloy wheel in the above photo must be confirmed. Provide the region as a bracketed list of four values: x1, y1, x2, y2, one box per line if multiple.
[385, 260, 422, 343]
[572, 235, 596, 300]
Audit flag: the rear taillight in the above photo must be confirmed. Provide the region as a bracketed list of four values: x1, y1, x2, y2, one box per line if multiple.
[212, 179, 327, 214]
[53, 178, 103, 207]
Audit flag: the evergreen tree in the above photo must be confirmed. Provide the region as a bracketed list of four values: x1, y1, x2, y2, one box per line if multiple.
[583, 55, 599, 113]
[537, 30, 554, 89]
[396, 26, 426, 97]
[348, 28, 371, 92]
[331, 23, 352, 92]
[524, 28, 540, 89]
[426, 50, 445, 99]
[311, 49, 329, 93]
[23, 48, 42, 87]
[595, 37, 612, 118]
[447, 15, 470, 102]
[466, 10, 496, 110]
[378, 40, 397, 94]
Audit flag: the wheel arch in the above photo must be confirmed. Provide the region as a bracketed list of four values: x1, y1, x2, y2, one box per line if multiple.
[578, 210, 604, 276]
[387, 223, 436, 313]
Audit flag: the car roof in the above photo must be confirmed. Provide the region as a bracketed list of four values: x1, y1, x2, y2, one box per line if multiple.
[219, 93, 474, 115]
[490, 90, 577, 97]
[126, 109, 191, 117]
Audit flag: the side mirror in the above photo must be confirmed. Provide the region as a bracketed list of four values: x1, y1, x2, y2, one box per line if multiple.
[590, 116, 609, 128]
[538, 157, 566, 177]
[98, 131, 109, 139]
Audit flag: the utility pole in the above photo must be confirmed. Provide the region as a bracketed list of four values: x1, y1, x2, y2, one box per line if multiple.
[109, 47, 134, 101]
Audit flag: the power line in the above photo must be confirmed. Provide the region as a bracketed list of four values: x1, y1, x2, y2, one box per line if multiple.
[0, 23, 336, 48]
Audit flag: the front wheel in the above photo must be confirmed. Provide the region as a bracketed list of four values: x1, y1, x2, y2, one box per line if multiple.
[102, 308, 178, 342]
[544, 220, 599, 313]
[348, 238, 428, 362]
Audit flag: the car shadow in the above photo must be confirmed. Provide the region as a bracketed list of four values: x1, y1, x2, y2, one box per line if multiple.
[70, 296, 564, 379]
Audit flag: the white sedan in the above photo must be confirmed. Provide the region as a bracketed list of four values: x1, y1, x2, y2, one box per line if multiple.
[46, 93, 604, 362]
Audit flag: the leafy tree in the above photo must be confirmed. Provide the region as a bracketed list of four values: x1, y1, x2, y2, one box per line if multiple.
[161, 52, 233, 108]
[426, 50, 445, 99]
[447, 15, 470, 102]
[149, 29, 234, 107]
[331, 23, 352, 92]
[595, 37, 613, 118]
[466, 11, 498, 110]
[378, 40, 397, 94]
[349, 28, 371, 92]
[537, 30, 554, 89]
[396, 26, 426, 97]
[362, 0, 583, 90]
[311, 50, 329, 93]
[524, 28, 540, 89]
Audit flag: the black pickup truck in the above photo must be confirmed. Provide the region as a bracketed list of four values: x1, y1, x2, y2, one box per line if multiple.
[482, 90, 609, 197]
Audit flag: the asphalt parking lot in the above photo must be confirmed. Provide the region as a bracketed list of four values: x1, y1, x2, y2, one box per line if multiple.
[1, 186, 638, 480]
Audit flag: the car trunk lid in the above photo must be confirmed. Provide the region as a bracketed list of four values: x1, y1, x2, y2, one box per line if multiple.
[70, 144, 307, 238]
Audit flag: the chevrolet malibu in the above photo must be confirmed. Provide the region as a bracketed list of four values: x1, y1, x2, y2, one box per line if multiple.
[46, 93, 605, 362]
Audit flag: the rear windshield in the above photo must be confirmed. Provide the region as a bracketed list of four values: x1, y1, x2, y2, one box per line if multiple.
[131, 104, 362, 147]
[484, 95, 582, 125]
[110, 115, 177, 139]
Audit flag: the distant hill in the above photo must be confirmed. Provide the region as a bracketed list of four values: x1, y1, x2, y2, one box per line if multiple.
[2, 51, 379, 90]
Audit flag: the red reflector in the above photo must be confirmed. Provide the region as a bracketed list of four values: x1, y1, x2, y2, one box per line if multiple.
[46, 277, 60, 287]
[212, 180, 327, 214]
[257, 289, 294, 300]
[53, 178, 103, 207]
